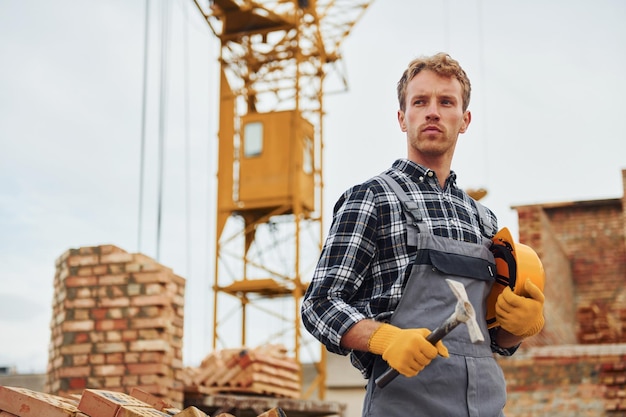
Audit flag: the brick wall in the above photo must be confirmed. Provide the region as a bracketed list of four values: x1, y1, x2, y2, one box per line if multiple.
[526, 200, 626, 344]
[44, 245, 185, 408]
[516, 170, 626, 345]
[499, 344, 626, 417]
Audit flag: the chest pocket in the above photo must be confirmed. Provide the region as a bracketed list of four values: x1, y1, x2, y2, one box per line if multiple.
[415, 249, 496, 282]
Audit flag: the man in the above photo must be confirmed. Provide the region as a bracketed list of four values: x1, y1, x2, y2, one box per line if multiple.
[301, 53, 545, 416]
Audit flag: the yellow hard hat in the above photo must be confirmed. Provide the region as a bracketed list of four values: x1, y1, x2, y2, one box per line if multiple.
[486, 227, 546, 329]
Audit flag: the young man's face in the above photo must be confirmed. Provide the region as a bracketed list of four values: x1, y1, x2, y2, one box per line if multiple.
[398, 70, 471, 163]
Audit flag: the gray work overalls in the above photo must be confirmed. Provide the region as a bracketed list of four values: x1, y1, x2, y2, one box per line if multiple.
[362, 174, 507, 417]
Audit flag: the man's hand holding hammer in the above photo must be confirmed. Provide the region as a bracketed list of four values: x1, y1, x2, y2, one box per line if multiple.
[367, 324, 449, 378]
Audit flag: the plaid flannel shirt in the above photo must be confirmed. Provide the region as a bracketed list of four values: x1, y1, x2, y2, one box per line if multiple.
[301, 158, 517, 378]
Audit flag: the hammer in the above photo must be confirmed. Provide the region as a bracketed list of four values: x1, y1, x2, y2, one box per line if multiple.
[375, 279, 484, 388]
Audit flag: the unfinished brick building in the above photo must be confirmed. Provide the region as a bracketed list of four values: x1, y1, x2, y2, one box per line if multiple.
[499, 168, 626, 416]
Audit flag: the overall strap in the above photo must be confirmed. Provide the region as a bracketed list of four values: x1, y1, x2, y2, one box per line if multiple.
[377, 173, 422, 246]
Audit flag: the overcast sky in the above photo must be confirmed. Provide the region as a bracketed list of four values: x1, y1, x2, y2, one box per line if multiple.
[1, 0, 625, 374]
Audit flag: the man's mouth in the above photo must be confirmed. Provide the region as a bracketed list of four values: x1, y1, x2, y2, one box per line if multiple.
[423, 125, 442, 133]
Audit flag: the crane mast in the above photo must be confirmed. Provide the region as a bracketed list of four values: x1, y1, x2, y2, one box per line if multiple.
[192, 0, 372, 399]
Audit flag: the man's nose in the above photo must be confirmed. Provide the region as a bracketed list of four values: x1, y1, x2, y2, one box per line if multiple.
[425, 103, 440, 121]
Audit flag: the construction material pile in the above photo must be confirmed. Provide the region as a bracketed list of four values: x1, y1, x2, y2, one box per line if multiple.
[0, 386, 285, 417]
[182, 345, 300, 399]
[47, 245, 186, 404]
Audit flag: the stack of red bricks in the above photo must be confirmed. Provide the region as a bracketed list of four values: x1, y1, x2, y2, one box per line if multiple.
[182, 345, 301, 399]
[601, 362, 626, 414]
[0, 386, 286, 417]
[44, 245, 185, 408]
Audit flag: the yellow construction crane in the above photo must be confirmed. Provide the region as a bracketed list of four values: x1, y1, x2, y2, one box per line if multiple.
[191, 0, 373, 399]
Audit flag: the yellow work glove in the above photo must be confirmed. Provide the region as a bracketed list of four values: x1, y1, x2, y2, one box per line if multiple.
[367, 323, 448, 377]
[495, 278, 545, 338]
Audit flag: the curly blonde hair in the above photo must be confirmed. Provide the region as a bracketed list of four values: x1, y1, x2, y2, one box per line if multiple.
[397, 53, 471, 112]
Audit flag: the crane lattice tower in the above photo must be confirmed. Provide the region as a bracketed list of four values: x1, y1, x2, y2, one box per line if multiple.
[192, 0, 372, 399]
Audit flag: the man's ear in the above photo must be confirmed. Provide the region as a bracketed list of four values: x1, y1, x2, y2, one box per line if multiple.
[398, 110, 407, 132]
[459, 110, 472, 133]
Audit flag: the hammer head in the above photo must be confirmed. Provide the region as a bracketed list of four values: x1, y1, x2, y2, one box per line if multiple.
[445, 279, 485, 343]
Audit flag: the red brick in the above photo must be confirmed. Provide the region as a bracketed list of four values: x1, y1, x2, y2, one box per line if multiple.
[124, 352, 140, 363]
[109, 264, 126, 274]
[99, 274, 129, 286]
[68, 378, 88, 390]
[93, 264, 110, 275]
[59, 344, 92, 355]
[100, 252, 134, 264]
[74, 333, 90, 344]
[132, 272, 169, 284]
[139, 352, 167, 363]
[77, 389, 150, 417]
[96, 319, 129, 332]
[76, 267, 94, 276]
[126, 362, 170, 376]
[144, 284, 164, 296]
[64, 298, 96, 309]
[106, 331, 124, 343]
[93, 364, 126, 377]
[122, 375, 139, 386]
[124, 263, 143, 273]
[99, 245, 124, 254]
[74, 309, 91, 320]
[90, 354, 106, 364]
[138, 327, 163, 341]
[127, 284, 142, 296]
[99, 298, 130, 308]
[128, 339, 170, 352]
[126, 385, 169, 397]
[108, 308, 131, 320]
[73, 353, 90, 366]
[75, 287, 93, 299]
[131, 317, 169, 329]
[92, 308, 110, 320]
[137, 306, 163, 318]
[129, 388, 172, 411]
[89, 332, 106, 343]
[131, 295, 171, 307]
[121, 330, 138, 341]
[106, 352, 125, 364]
[65, 276, 98, 288]
[94, 342, 127, 354]
[104, 377, 122, 389]
[0, 386, 78, 417]
[62, 320, 94, 332]
[58, 366, 91, 378]
[67, 254, 99, 267]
